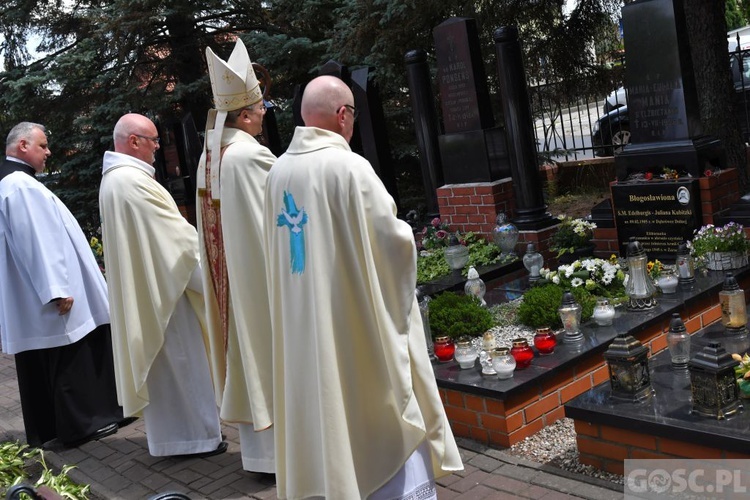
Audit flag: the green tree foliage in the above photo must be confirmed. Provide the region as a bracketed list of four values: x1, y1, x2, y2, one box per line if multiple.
[0, 0, 742, 228]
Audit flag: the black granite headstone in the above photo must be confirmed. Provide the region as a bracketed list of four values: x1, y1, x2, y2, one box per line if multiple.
[616, 0, 725, 180]
[291, 61, 400, 207]
[434, 18, 494, 134]
[433, 17, 509, 184]
[612, 179, 701, 260]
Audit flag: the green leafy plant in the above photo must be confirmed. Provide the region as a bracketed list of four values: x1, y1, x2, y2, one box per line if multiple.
[428, 292, 495, 339]
[517, 284, 595, 329]
[689, 222, 750, 256]
[0, 442, 90, 500]
[550, 215, 597, 258]
[416, 232, 514, 284]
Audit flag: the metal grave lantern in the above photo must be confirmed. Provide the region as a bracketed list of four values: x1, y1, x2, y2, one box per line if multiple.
[688, 342, 742, 420]
[603, 333, 653, 402]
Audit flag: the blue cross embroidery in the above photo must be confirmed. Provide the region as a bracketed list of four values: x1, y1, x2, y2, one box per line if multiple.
[277, 191, 308, 274]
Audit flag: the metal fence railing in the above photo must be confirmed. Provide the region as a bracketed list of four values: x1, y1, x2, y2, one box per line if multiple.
[532, 42, 750, 162]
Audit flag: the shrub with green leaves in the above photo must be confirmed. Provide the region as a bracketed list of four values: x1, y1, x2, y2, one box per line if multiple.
[0, 441, 90, 499]
[428, 291, 495, 339]
[517, 284, 595, 329]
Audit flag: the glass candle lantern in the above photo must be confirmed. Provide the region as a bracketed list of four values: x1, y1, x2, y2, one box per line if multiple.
[481, 331, 497, 376]
[523, 242, 544, 283]
[533, 327, 556, 355]
[433, 336, 455, 362]
[592, 298, 615, 326]
[719, 273, 748, 335]
[510, 338, 534, 369]
[464, 266, 486, 306]
[454, 337, 478, 369]
[656, 268, 679, 294]
[492, 213, 519, 256]
[444, 236, 469, 271]
[558, 290, 583, 343]
[416, 288, 435, 360]
[676, 241, 696, 286]
[491, 348, 516, 379]
[667, 313, 690, 369]
[625, 238, 657, 311]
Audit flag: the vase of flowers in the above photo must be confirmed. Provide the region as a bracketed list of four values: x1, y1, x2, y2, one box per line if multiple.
[550, 215, 597, 264]
[690, 222, 750, 271]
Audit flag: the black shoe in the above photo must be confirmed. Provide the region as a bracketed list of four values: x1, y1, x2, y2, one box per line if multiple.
[118, 416, 138, 428]
[175, 441, 228, 459]
[64, 422, 119, 448]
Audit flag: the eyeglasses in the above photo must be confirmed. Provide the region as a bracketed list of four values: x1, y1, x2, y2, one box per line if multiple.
[134, 134, 160, 144]
[245, 104, 266, 114]
[341, 104, 359, 121]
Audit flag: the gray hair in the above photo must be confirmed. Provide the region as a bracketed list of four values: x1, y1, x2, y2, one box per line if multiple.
[6, 122, 46, 148]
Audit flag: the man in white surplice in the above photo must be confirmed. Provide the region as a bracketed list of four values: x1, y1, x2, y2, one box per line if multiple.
[264, 75, 463, 499]
[196, 38, 275, 473]
[99, 113, 226, 458]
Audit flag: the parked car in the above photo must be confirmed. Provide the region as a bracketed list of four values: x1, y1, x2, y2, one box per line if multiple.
[592, 34, 750, 157]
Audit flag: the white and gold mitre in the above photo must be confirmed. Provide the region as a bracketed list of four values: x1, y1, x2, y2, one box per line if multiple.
[206, 38, 263, 111]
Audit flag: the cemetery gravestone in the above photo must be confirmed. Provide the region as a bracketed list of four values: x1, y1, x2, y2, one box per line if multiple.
[434, 17, 509, 184]
[615, 0, 725, 180]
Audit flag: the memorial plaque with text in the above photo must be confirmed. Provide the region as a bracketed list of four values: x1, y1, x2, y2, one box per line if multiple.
[612, 179, 701, 261]
[433, 17, 494, 134]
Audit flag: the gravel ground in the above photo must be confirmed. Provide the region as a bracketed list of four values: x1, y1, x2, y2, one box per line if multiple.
[471, 301, 625, 486]
[505, 417, 625, 486]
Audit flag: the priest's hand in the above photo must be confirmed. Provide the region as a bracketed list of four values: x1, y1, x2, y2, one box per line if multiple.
[54, 297, 74, 315]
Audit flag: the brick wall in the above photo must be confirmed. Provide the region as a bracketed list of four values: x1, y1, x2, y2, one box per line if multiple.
[438, 290, 728, 449]
[574, 421, 750, 476]
[436, 180, 515, 240]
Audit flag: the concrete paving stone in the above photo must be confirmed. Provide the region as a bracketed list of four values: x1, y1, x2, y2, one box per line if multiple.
[84, 442, 117, 460]
[528, 469, 621, 496]
[516, 483, 562, 499]
[121, 462, 153, 482]
[436, 484, 462, 500]
[436, 472, 464, 487]
[190, 458, 223, 476]
[467, 453, 505, 472]
[73, 455, 108, 474]
[196, 471, 244, 495]
[453, 484, 498, 499]
[483, 473, 535, 494]
[117, 483, 153, 499]
[249, 486, 278, 500]
[163, 458, 202, 475]
[453, 462, 480, 478]
[171, 466, 205, 485]
[539, 491, 583, 499]
[109, 436, 142, 454]
[493, 463, 539, 483]
[450, 470, 494, 493]
[139, 471, 174, 491]
[225, 474, 270, 495]
[100, 472, 134, 492]
[185, 475, 215, 491]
